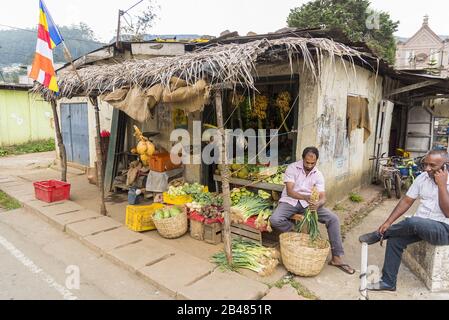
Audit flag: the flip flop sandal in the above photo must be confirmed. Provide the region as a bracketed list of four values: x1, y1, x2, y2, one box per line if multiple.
[328, 262, 356, 275]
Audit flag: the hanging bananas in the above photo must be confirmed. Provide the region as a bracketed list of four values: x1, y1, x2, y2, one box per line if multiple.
[276, 91, 291, 114]
[231, 93, 245, 107]
[276, 91, 292, 132]
[251, 94, 268, 120]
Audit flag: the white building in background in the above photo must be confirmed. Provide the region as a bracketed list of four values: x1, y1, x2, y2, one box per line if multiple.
[396, 15, 449, 77]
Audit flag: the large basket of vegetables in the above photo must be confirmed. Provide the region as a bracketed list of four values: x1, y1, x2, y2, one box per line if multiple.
[152, 206, 188, 239]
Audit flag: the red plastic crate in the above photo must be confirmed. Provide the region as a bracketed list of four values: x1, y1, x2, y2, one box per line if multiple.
[33, 180, 71, 203]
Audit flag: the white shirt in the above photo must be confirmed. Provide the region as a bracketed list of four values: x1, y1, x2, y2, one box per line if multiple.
[406, 172, 449, 225]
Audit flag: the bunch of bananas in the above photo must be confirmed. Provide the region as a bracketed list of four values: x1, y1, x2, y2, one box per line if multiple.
[231, 93, 245, 107]
[276, 91, 291, 114]
[275, 91, 292, 132]
[251, 94, 268, 120]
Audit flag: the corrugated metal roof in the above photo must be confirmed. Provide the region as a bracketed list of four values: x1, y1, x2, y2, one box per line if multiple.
[0, 83, 31, 90]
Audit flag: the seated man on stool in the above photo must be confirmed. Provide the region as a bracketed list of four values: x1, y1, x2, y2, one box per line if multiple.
[359, 150, 449, 292]
[270, 147, 355, 275]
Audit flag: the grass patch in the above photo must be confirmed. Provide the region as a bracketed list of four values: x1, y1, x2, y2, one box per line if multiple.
[272, 277, 319, 300]
[0, 139, 55, 157]
[333, 203, 346, 211]
[0, 191, 21, 210]
[349, 192, 364, 203]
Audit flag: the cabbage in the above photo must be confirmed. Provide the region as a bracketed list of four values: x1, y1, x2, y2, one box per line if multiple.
[168, 206, 181, 217]
[153, 210, 162, 220]
[163, 210, 171, 219]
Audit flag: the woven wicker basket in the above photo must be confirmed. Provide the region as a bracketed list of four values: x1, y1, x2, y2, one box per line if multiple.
[153, 211, 188, 239]
[190, 219, 204, 240]
[280, 232, 330, 277]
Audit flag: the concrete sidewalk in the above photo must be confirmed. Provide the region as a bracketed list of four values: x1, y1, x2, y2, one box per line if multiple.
[0, 175, 271, 300]
[2, 152, 445, 300]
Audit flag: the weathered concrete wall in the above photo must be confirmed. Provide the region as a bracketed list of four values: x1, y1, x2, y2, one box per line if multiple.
[301, 58, 383, 205]
[0, 89, 53, 146]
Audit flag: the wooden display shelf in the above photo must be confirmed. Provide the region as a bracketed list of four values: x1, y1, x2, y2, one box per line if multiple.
[213, 175, 284, 192]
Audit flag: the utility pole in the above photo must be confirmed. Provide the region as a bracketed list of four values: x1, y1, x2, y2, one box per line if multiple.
[115, 0, 144, 49]
[116, 10, 123, 49]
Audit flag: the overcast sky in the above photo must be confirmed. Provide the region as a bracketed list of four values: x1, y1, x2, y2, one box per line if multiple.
[1, 0, 448, 43]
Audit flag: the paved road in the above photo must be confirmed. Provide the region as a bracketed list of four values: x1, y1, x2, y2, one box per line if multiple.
[0, 208, 171, 300]
[0, 151, 56, 176]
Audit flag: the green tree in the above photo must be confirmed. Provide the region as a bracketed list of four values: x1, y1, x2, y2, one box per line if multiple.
[287, 0, 399, 64]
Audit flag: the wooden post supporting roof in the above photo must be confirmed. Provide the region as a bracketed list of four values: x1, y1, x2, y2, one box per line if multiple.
[50, 99, 68, 182]
[214, 91, 233, 265]
[89, 96, 108, 216]
[384, 79, 440, 98]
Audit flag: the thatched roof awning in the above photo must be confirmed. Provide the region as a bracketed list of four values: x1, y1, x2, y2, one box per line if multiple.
[33, 37, 378, 100]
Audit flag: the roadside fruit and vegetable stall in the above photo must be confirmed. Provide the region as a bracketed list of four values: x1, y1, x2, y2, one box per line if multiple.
[33, 35, 372, 278]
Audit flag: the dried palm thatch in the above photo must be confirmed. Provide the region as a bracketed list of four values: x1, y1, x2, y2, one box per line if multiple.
[32, 37, 375, 101]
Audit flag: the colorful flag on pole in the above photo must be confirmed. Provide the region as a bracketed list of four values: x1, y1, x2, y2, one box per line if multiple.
[29, 0, 63, 93]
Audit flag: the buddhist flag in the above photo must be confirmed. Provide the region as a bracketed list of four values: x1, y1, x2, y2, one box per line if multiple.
[29, 0, 63, 93]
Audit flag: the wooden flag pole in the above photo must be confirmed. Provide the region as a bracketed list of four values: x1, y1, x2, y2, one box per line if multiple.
[62, 42, 84, 86]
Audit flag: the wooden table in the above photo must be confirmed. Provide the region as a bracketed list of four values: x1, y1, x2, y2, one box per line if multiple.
[213, 175, 284, 192]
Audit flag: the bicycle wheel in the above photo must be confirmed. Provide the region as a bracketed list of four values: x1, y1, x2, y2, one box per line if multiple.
[403, 176, 413, 191]
[394, 173, 402, 199]
[384, 178, 392, 198]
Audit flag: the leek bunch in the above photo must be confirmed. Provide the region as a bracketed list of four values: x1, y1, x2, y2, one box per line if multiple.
[230, 196, 271, 221]
[295, 208, 320, 241]
[211, 239, 279, 276]
[294, 186, 321, 242]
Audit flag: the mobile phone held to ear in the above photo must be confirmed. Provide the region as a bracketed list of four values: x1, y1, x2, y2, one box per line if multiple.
[442, 163, 449, 171]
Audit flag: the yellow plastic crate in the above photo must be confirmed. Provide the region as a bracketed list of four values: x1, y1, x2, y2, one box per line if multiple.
[163, 186, 209, 205]
[126, 203, 165, 232]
